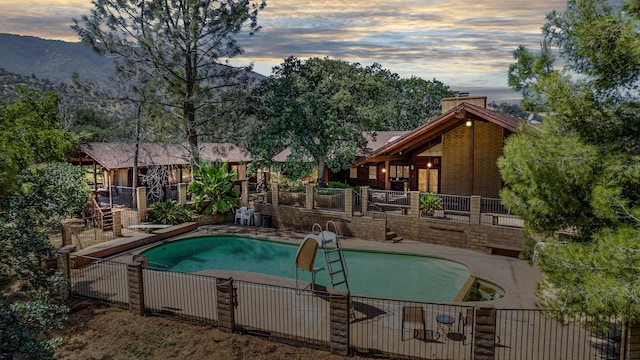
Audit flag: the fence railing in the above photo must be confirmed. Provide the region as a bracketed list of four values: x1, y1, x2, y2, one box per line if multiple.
[143, 268, 218, 324]
[234, 280, 331, 349]
[496, 309, 625, 360]
[314, 188, 345, 211]
[369, 189, 411, 206]
[69, 256, 129, 308]
[65, 254, 630, 360]
[350, 295, 474, 359]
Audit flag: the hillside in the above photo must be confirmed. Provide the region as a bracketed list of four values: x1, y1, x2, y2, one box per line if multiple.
[0, 33, 115, 85]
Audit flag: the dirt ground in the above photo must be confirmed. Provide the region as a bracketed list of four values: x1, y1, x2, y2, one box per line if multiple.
[54, 300, 352, 360]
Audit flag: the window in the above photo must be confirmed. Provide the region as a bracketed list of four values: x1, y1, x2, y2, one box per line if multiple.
[368, 166, 377, 180]
[350, 167, 358, 179]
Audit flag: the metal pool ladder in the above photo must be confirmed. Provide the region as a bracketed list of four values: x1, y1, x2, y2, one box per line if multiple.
[313, 221, 349, 291]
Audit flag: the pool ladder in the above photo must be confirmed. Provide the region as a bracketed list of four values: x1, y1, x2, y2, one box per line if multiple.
[313, 221, 349, 292]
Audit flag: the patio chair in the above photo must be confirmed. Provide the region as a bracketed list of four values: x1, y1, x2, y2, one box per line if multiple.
[402, 306, 429, 341]
[458, 308, 474, 334]
[241, 208, 254, 225]
[234, 206, 247, 224]
[295, 236, 324, 293]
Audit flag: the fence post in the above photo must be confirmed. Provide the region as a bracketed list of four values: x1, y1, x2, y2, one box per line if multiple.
[344, 189, 353, 217]
[241, 181, 249, 205]
[271, 183, 279, 207]
[329, 290, 350, 356]
[127, 261, 145, 316]
[112, 210, 122, 237]
[216, 277, 235, 333]
[56, 250, 72, 299]
[470, 195, 481, 225]
[411, 191, 420, 217]
[360, 186, 369, 215]
[136, 186, 147, 223]
[474, 307, 497, 360]
[306, 185, 314, 210]
[178, 183, 188, 204]
[626, 322, 640, 360]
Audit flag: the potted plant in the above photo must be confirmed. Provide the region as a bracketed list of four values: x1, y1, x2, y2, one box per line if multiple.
[420, 193, 443, 217]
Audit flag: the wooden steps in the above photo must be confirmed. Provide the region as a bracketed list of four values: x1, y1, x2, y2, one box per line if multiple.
[386, 229, 403, 243]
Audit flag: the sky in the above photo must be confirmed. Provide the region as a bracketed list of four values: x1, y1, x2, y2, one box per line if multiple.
[0, 0, 567, 101]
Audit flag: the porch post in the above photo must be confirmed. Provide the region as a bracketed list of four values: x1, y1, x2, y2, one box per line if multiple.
[360, 186, 369, 215]
[384, 159, 390, 190]
[271, 183, 279, 207]
[306, 185, 314, 210]
[136, 186, 147, 223]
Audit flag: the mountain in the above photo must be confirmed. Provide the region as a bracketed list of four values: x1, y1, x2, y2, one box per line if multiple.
[0, 33, 116, 84]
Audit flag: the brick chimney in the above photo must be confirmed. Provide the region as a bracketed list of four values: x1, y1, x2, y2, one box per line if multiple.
[441, 95, 487, 113]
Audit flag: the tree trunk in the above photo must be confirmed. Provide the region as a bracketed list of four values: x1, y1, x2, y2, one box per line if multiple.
[317, 157, 326, 188]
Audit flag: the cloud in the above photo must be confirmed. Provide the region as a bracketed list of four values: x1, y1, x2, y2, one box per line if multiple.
[0, 0, 567, 89]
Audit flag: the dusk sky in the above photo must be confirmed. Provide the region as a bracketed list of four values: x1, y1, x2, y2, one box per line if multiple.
[0, 0, 567, 100]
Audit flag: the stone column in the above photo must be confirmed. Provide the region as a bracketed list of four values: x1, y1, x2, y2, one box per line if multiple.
[626, 322, 640, 360]
[241, 181, 249, 206]
[112, 210, 122, 237]
[56, 250, 72, 299]
[306, 185, 315, 210]
[271, 183, 279, 207]
[344, 189, 353, 217]
[329, 290, 350, 356]
[136, 186, 147, 223]
[127, 261, 145, 316]
[410, 191, 420, 217]
[216, 277, 236, 333]
[360, 186, 369, 215]
[178, 183, 188, 204]
[473, 307, 497, 360]
[470, 195, 481, 225]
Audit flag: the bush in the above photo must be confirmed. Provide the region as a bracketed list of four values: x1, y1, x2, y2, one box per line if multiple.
[147, 200, 196, 225]
[326, 181, 351, 189]
[419, 193, 443, 216]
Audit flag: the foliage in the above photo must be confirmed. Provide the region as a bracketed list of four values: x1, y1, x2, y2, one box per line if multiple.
[246, 57, 397, 186]
[326, 181, 352, 189]
[147, 200, 196, 225]
[73, 0, 265, 164]
[501, 0, 640, 327]
[391, 77, 456, 130]
[188, 161, 239, 215]
[0, 87, 76, 197]
[419, 193, 443, 217]
[488, 101, 541, 122]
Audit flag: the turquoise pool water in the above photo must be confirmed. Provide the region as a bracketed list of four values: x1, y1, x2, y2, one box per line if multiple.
[141, 236, 471, 302]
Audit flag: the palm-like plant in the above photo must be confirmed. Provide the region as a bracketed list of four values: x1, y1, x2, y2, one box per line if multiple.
[419, 192, 443, 217]
[188, 161, 240, 215]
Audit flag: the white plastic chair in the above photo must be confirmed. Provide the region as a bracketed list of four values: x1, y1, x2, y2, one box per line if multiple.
[234, 206, 247, 224]
[242, 208, 254, 225]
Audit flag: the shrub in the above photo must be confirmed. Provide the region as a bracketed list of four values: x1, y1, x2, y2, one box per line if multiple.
[147, 200, 196, 225]
[419, 193, 443, 217]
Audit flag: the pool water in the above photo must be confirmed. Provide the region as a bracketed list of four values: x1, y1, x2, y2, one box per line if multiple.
[141, 236, 471, 302]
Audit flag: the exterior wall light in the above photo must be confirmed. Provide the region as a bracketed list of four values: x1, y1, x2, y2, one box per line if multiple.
[466, 120, 472, 127]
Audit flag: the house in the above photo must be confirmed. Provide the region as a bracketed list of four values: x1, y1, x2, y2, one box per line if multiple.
[70, 142, 251, 205]
[334, 96, 524, 197]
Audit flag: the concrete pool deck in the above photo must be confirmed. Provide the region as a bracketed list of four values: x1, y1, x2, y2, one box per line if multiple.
[123, 224, 542, 309]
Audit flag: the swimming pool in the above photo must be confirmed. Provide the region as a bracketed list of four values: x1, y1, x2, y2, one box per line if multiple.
[140, 235, 472, 302]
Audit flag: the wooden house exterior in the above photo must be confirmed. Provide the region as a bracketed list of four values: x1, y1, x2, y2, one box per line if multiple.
[335, 96, 524, 197]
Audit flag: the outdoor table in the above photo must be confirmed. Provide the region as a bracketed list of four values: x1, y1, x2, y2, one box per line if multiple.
[436, 314, 455, 339]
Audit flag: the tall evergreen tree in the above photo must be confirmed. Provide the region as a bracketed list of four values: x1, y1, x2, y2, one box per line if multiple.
[72, 0, 266, 164]
[501, 0, 640, 327]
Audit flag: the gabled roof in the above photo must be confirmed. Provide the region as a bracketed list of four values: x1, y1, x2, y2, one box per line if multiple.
[271, 131, 410, 163]
[78, 142, 250, 170]
[365, 102, 524, 158]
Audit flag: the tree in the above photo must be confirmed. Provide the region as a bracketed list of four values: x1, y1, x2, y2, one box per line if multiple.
[246, 57, 400, 186]
[391, 77, 456, 130]
[0, 87, 76, 197]
[500, 0, 640, 327]
[72, 0, 266, 164]
[1, 91, 87, 358]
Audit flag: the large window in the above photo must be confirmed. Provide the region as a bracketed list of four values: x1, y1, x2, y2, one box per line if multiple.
[368, 166, 377, 180]
[389, 165, 410, 179]
[350, 167, 358, 179]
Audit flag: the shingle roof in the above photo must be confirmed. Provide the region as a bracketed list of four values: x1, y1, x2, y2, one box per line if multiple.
[78, 142, 250, 170]
[271, 131, 410, 162]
